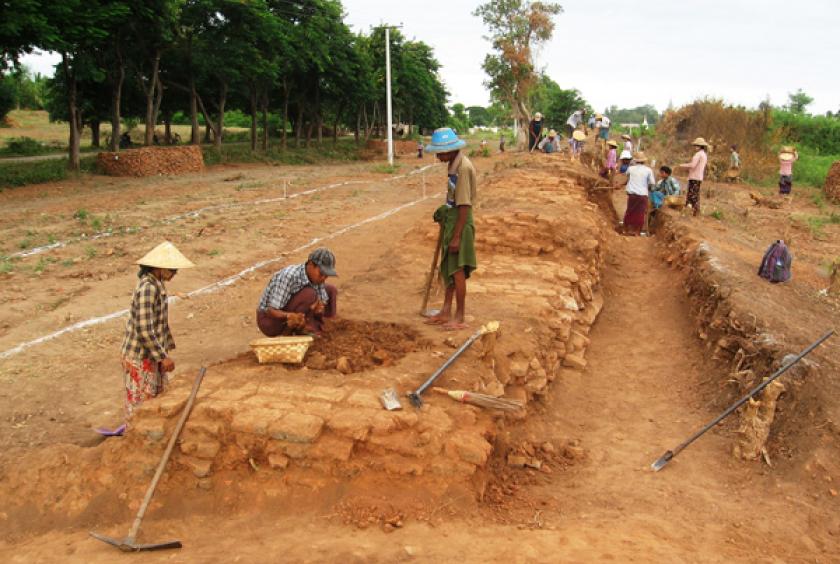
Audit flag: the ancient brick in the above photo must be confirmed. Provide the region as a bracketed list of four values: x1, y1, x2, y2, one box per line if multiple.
[269, 412, 324, 443]
[309, 435, 355, 462]
[510, 360, 529, 379]
[132, 417, 166, 442]
[268, 453, 289, 470]
[182, 456, 212, 478]
[327, 409, 373, 441]
[445, 433, 493, 466]
[303, 386, 346, 403]
[231, 407, 283, 436]
[156, 394, 187, 417]
[563, 353, 588, 370]
[186, 418, 225, 436]
[180, 438, 221, 459]
[344, 390, 382, 409]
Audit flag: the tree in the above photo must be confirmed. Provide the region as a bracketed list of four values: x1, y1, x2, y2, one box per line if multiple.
[466, 106, 491, 127]
[474, 0, 563, 147]
[0, 0, 48, 75]
[787, 88, 813, 114]
[0, 79, 15, 121]
[40, 0, 129, 169]
[528, 74, 586, 127]
[448, 103, 469, 132]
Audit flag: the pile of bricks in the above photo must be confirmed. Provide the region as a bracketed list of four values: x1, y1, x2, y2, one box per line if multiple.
[96, 145, 204, 177]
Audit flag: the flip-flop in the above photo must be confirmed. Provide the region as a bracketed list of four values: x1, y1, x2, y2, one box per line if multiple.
[441, 322, 470, 331]
[424, 317, 449, 325]
[95, 423, 126, 437]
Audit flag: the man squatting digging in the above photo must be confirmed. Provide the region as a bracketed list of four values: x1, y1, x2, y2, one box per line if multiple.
[256, 248, 338, 337]
[121, 241, 195, 423]
[424, 127, 478, 331]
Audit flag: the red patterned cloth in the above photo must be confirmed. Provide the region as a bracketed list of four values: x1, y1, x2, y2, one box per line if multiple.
[122, 357, 164, 417]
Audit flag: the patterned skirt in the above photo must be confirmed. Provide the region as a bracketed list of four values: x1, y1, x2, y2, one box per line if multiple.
[122, 357, 164, 417]
[624, 194, 649, 229]
[779, 174, 792, 194]
[686, 179, 702, 210]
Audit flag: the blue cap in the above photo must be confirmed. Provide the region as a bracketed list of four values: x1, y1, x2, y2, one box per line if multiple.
[425, 127, 466, 153]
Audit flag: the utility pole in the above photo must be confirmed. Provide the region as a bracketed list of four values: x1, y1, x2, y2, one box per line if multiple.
[385, 26, 394, 166]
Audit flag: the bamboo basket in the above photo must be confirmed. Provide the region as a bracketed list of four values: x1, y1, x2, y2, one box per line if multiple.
[249, 336, 314, 364]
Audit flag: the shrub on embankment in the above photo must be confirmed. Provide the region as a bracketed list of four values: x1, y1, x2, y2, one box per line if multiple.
[651, 99, 840, 187]
[0, 157, 96, 190]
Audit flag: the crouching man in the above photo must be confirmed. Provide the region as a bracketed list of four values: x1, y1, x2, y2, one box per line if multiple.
[256, 248, 338, 336]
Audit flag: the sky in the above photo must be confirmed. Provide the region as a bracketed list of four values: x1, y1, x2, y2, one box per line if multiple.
[20, 0, 840, 115]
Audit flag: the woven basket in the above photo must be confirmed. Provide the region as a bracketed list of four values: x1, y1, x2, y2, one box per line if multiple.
[250, 336, 314, 364]
[665, 195, 685, 209]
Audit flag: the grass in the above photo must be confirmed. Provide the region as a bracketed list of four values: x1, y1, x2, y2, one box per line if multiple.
[709, 210, 724, 221]
[85, 245, 97, 259]
[202, 139, 363, 166]
[795, 151, 838, 188]
[0, 157, 96, 190]
[73, 209, 89, 221]
[208, 249, 221, 257]
[0, 257, 14, 274]
[371, 163, 401, 174]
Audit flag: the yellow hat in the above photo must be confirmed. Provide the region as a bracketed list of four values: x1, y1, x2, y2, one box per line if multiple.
[572, 130, 586, 141]
[692, 137, 709, 147]
[136, 241, 195, 269]
[781, 145, 796, 153]
[779, 152, 795, 162]
[607, 140, 618, 148]
[548, 129, 557, 137]
[595, 114, 603, 119]
[633, 152, 648, 162]
[621, 134, 632, 141]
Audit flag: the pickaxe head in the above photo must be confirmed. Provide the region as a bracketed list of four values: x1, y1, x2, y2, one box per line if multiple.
[650, 450, 674, 472]
[407, 391, 423, 408]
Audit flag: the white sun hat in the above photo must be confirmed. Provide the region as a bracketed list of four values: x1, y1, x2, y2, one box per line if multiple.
[136, 241, 195, 269]
[619, 150, 632, 160]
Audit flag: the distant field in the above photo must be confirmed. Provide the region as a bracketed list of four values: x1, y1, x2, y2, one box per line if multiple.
[0, 110, 248, 151]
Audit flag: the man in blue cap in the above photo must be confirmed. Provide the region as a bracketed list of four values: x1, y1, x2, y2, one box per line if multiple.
[256, 247, 338, 335]
[424, 127, 477, 331]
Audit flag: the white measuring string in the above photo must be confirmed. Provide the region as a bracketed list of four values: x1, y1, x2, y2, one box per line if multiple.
[7, 163, 439, 260]
[0, 186, 443, 361]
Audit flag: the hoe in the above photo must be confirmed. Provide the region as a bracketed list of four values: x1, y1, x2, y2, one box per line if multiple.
[90, 367, 206, 552]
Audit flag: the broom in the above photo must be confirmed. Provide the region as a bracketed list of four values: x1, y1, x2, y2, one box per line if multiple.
[432, 387, 524, 411]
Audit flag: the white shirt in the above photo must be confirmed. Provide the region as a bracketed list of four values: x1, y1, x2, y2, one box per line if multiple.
[600, 116, 611, 128]
[626, 164, 655, 196]
[624, 140, 633, 152]
[566, 111, 583, 128]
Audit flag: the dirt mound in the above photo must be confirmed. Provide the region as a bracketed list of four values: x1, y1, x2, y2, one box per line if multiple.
[823, 161, 840, 204]
[96, 145, 204, 177]
[304, 319, 430, 372]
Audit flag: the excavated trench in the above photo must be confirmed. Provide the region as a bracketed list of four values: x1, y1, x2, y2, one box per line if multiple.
[0, 155, 813, 541]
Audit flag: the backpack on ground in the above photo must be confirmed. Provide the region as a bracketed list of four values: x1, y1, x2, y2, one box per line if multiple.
[758, 240, 792, 283]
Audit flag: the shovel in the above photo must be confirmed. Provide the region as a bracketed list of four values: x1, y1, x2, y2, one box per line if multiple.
[651, 330, 833, 472]
[420, 223, 444, 317]
[407, 321, 500, 407]
[91, 366, 207, 551]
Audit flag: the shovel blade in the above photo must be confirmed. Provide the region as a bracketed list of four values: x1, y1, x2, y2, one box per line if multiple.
[420, 308, 440, 318]
[379, 388, 402, 411]
[650, 450, 674, 472]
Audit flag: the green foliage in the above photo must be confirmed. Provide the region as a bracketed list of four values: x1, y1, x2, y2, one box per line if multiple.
[0, 136, 49, 156]
[786, 88, 813, 114]
[709, 210, 724, 221]
[528, 74, 586, 129]
[795, 152, 838, 188]
[73, 209, 89, 222]
[772, 110, 840, 155]
[372, 163, 401, 174]
[606, 104, 660, 125]
[0, 157, 95, 189]
[202, 140, 363, 166]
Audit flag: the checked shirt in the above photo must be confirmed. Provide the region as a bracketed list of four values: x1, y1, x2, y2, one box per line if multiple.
[258, 263, 329, 312]
[121, 273, 174, 362]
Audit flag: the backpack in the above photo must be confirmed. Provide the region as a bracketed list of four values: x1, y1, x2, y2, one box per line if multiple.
[758, 240, 792, 283]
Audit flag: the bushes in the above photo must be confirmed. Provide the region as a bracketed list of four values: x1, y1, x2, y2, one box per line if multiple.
[0, 157, 95, 189]
[1, 136, 50, 156]
[772, 111, 840, 155]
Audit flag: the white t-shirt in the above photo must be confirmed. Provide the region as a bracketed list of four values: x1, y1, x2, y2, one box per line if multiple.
[566, 111, 583, 128]
[626, 164, 655, 196]
[600, 116, 611, 128]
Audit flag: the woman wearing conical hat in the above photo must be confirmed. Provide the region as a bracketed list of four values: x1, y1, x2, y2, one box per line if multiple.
[120, 241, 194, 422]
[778, 146, 799, 195]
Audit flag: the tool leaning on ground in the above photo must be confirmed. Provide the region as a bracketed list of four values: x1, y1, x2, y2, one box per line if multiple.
[651, 330, 834, 472]
[419, 223, 444, 317]
[407, 321, 500, 408]
[90, 366, 207, 552]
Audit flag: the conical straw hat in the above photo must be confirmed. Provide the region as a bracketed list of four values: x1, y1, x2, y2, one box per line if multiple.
[633, 152, 648, 162]
[607, 140, 618, 148]
[572, 130, 586, 141]
[779, 152, 795, 162]
[136, 241, 195, 269]
[692, 137, 709, 147]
